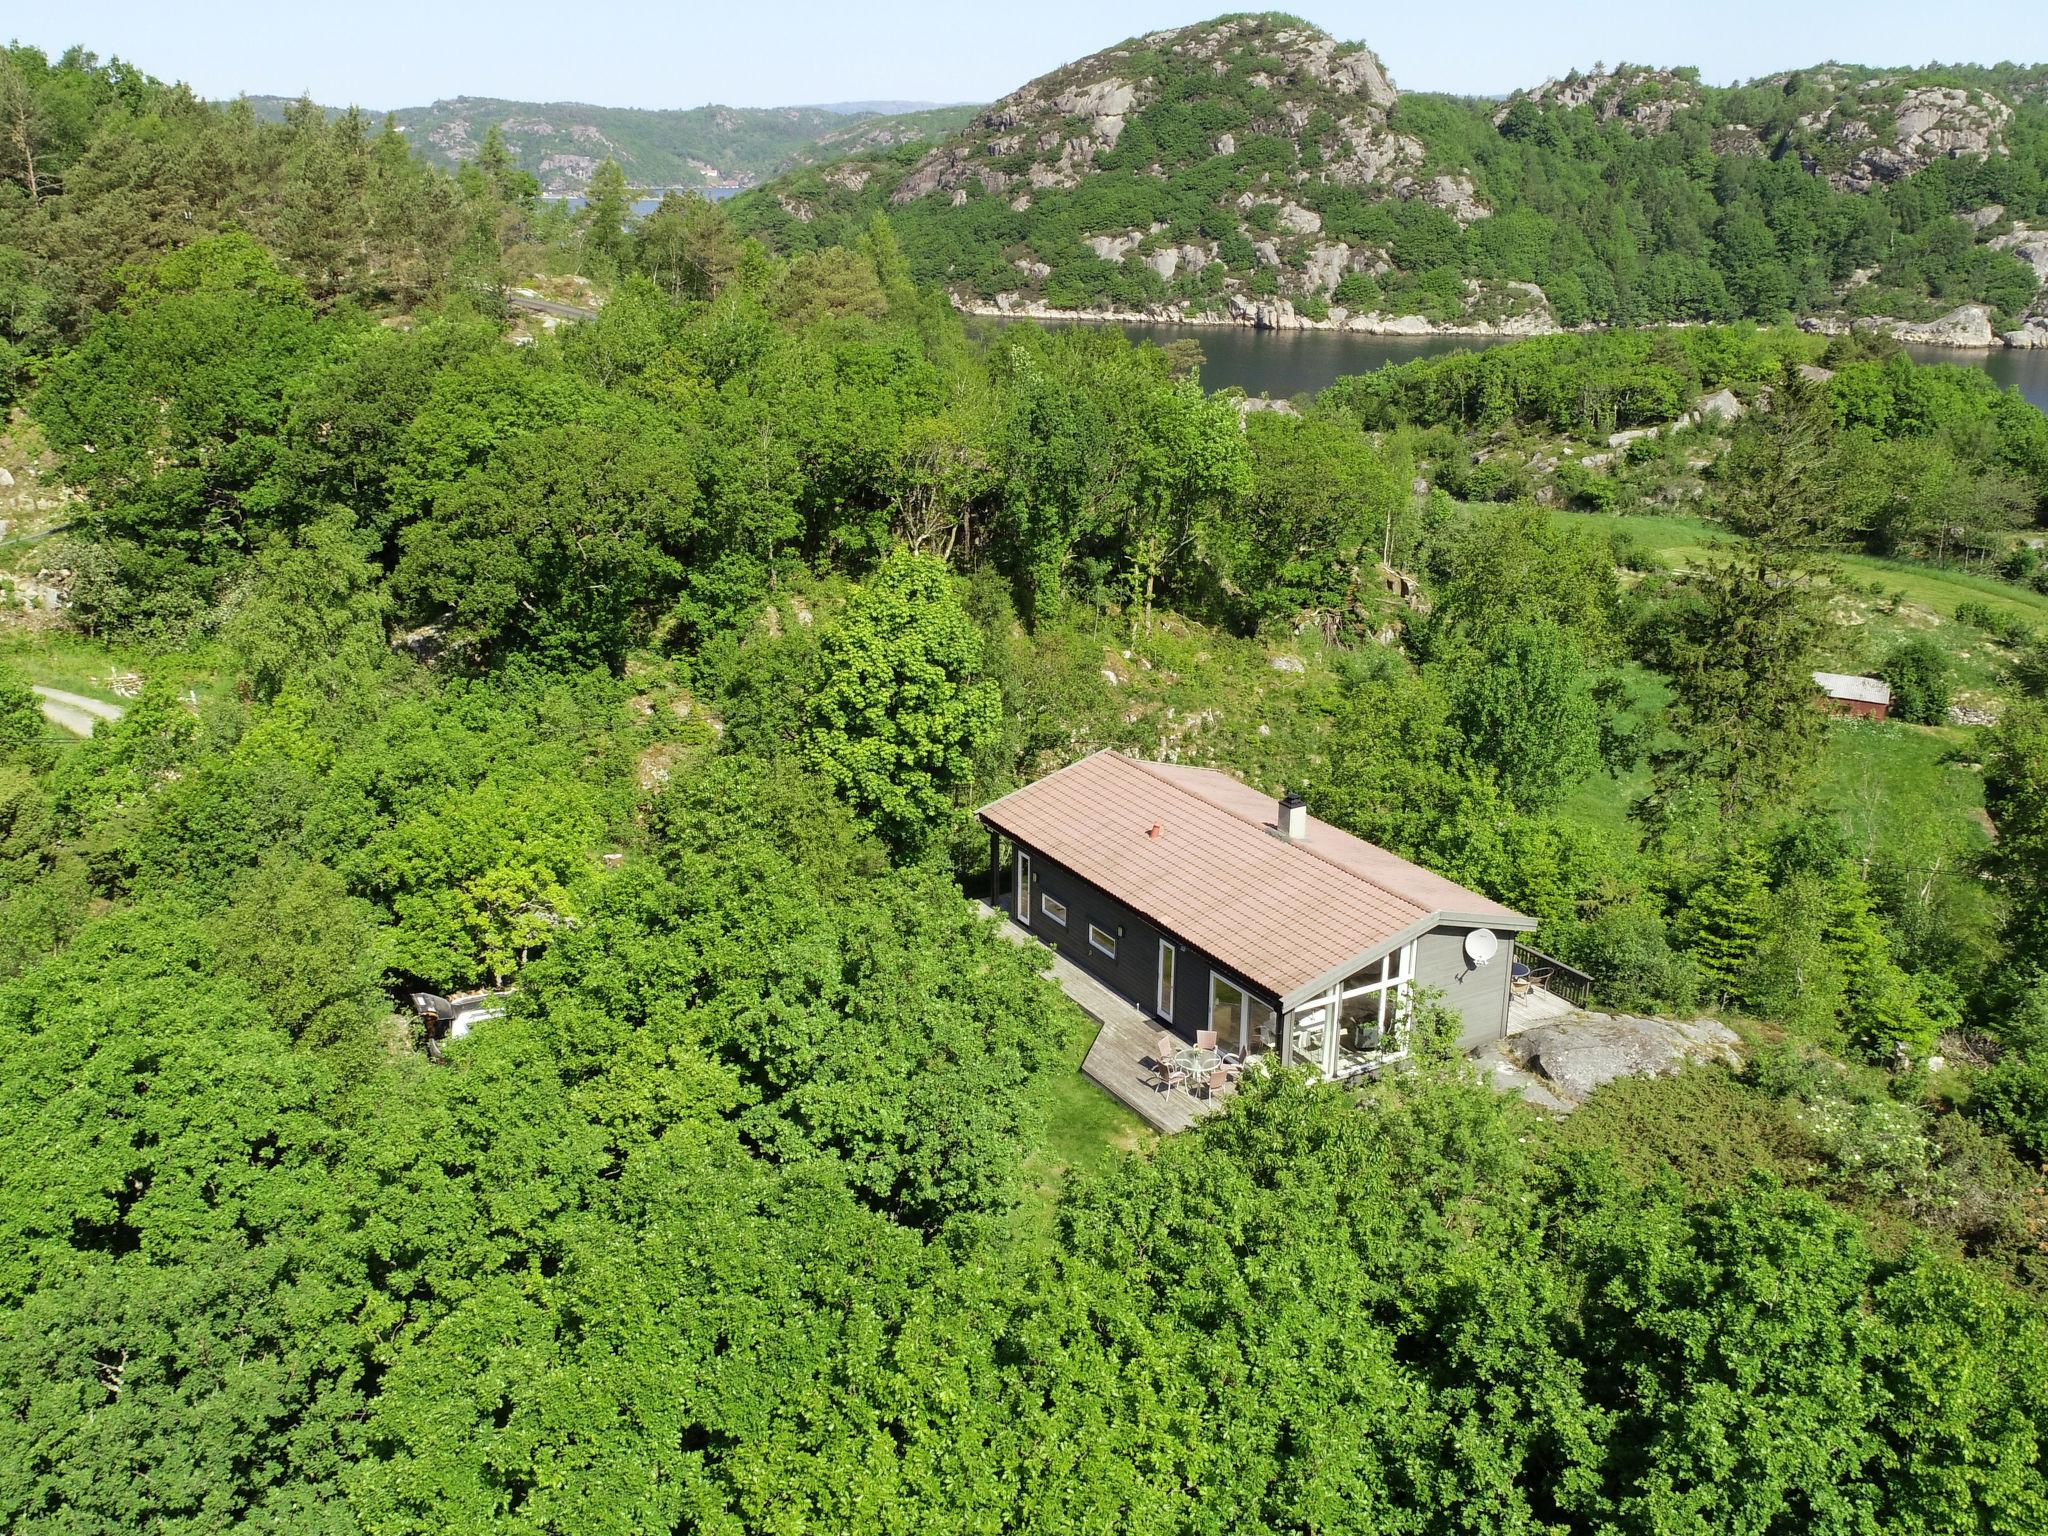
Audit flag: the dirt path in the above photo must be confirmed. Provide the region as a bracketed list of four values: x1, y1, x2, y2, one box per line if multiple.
[32, 685, 124, 737]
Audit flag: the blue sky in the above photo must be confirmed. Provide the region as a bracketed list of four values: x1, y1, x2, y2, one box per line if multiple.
[12, 1, 2046, 109]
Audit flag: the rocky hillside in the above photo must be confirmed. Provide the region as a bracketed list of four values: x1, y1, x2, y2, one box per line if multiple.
[734, 17, 2048, 342]
[233, 93, 979, 195]
[738, 15, 1521, 332]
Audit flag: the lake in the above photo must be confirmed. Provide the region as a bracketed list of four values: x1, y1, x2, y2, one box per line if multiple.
[992, 318, 2048, 416]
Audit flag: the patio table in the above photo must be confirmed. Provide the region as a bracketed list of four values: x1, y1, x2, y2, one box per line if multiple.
[1173, 1045, 1226, 1095]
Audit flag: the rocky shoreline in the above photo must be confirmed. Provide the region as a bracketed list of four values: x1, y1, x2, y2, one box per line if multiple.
[958, 294, 2048, 350]
[956, 294, 1560, 340]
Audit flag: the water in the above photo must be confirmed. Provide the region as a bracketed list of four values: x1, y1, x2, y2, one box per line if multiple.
[548, 187, 743, 216]
[997, 318, 2048, 416]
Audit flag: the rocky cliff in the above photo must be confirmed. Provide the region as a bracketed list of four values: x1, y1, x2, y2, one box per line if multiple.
[732, 18, 2048, 343]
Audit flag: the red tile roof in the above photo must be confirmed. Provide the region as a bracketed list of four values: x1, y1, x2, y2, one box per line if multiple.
[978, 750, 1531, 1004]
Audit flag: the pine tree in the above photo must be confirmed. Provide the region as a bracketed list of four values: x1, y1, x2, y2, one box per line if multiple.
[1825, 873, 1932, 1061]
[581, 158, 630, 277]
[1685, 842, 1771, 1003]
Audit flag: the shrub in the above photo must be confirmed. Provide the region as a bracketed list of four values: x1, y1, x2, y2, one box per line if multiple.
[1966, 1050, 2048, 1162]
[1881, 636, 1953, 724]
[1953, 597, 2035, 649]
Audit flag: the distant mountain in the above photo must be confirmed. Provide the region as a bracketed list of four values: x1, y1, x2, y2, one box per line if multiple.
[225, 93, 981, 195]
[731, 13, 2048, 341]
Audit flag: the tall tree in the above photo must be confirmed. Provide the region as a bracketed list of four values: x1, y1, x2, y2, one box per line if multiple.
[806, 549, 999, 855]
[581, 158, 631, 276]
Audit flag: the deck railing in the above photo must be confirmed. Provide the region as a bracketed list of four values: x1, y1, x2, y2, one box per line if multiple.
[1517, 945, 1596, 1009]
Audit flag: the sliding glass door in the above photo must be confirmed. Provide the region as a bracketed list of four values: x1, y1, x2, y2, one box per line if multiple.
[1208, 973, 1281, 1060]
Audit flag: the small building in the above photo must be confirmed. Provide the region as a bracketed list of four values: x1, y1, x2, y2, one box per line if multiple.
[1813, 671, 1891, 721]
[977, 751, 1535, 1084]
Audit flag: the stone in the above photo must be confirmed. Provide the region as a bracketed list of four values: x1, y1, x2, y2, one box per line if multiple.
[1300, 242, 1350, 295]
[1873, 304, 1997, 348]
[1507, 1012, 1743, 1105]
[1276, 202, 1322, 235]
[1269, 654, 1306, 673]
[1692, 388, 1743, 422]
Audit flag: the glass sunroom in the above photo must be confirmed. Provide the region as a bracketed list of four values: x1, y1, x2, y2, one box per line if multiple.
[1281, 940, 1416, 1078]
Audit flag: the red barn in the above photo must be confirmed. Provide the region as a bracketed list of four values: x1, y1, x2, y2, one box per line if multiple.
[1813, 671, 1891, 721]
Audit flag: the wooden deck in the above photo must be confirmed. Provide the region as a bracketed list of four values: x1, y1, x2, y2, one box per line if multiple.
[978, 901, 1223, 1134]
[1506, 982, 1577, 1034]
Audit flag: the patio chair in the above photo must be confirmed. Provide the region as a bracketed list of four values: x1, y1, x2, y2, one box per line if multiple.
[1155, 1032, 1190, 1094]
[1195, 1028, 1218, 1052]
[1204, 1067, 1231, 1101]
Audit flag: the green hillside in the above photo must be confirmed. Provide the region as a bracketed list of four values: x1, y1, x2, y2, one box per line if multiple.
[732, 13, 2048, 336]
[229, 93, 981, 195]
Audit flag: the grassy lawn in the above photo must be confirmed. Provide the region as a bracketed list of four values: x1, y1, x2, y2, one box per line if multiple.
[1015, 1009, 1155, 1252]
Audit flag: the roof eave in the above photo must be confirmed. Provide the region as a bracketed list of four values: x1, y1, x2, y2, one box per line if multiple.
[1277, 909, 1536, 1013]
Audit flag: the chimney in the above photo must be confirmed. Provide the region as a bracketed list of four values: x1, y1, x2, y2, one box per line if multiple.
[1277, 791, 1307, 842]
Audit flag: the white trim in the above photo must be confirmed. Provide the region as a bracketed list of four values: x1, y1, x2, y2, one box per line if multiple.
[1088, 923, 1117, 960]
[1015, 851, 1032, 925]
[1156, 939, 1175, 1022]
[1040, 893, 1067, 927]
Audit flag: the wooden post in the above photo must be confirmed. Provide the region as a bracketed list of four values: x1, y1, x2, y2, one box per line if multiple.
[988, 828, 1001, 906]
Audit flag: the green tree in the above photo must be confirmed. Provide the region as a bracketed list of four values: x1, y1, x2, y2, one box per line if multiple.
[1880, 636, 1953, 725]
[581, 158, 631, 276]
[1447, 620, 1605, 812]
[1684, 840, 1771, 1001]
[1983, 700, 2048, 973]
[806, 549, 999, 854]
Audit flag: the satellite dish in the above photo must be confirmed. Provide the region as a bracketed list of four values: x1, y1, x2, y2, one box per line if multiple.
[1463, 929, 1499, 968]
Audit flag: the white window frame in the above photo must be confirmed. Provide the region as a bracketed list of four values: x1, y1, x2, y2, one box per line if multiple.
[1040, 893, 1067, 927]
[1330, 941, 1416, 1078]
[1206, 971, 1279, 1060]
[1156, 939, 1175, 1022]
[1209, 971, 1247, 1056]
[1015, 851, 1032, 925]
[1088, 923, 1117, 960]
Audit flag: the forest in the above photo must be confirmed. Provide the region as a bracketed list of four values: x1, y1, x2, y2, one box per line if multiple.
[4, 39, 2048, 1535]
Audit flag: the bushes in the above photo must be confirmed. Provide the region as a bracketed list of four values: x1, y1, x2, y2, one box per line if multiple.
[1880, 636, 1954, 724]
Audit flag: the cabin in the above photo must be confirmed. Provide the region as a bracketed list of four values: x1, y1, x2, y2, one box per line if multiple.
[1813, 671, 1891, 721]
[978, 751, 1536, 1113]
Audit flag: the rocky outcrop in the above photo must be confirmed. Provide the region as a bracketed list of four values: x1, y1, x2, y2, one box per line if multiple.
[967, 292, 1560, 338]
[1803, 84, 2013, 193]
[1495, 66, 1704, 136]
[1990, 224, 2048, 287]
[1506, 1012, 1744, 1106]
[2004, 319, 2048, 349]
[1857, 303, 1998, 348]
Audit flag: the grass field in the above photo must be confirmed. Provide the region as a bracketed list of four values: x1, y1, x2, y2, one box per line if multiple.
[1015, 1010, 1154, 1251]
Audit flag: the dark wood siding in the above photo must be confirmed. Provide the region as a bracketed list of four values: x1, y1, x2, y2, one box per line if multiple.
[1006, 838, 1279, 1043]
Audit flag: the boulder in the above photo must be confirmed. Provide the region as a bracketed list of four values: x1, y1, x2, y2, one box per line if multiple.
[1276, 202, 1322, 235]
[1507, 1012, 1743, 1105]
[1856, 304, 1997, 348]
[1692, 388, 1743, 423]
[1302, 241, 1350, 295]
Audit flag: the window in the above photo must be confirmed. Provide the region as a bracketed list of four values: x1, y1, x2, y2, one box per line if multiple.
[1332, 943, 1415, 1077]
[1088, 923, 1117, 960]
[1156, 940, 1175, 1020]
[1040, 894, 1067, 926]
[1015, 851, 1032, 924]
[1210, 974, 1245, 1051]
[1209, 972, 1281, 1059]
